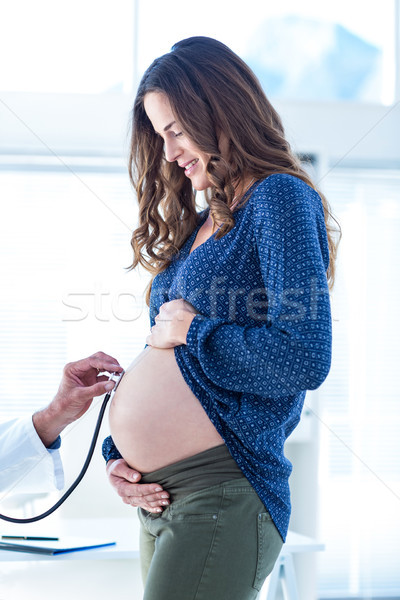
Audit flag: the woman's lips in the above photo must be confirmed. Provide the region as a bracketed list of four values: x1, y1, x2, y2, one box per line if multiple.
[182, 158, 199, 175]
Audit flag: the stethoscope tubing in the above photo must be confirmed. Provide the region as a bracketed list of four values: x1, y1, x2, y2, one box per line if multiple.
[0, 370, 124, 524]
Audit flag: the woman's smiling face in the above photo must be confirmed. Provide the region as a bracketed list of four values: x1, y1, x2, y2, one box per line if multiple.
[144, 92, 212, 191]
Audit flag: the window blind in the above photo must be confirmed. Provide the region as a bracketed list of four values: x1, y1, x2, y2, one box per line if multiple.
[0, 159, 150, 421]
[317, 168, 400, 598]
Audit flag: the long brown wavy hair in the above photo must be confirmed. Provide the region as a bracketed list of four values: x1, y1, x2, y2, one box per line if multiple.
[128, 36, 341, 304]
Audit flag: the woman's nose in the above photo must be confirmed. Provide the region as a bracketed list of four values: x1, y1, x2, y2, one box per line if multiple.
[164, 138, 182, 163]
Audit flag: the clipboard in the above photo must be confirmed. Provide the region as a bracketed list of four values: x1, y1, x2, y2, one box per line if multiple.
[0, 537, 116, 555]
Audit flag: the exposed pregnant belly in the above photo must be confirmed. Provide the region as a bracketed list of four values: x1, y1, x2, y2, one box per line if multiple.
[108, 346, 224, 472]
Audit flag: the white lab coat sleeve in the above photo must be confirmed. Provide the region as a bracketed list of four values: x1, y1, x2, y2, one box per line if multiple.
[0, 415, 64, 496]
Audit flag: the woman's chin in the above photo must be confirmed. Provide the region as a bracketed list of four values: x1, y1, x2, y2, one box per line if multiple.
[188, 175, 212, 192]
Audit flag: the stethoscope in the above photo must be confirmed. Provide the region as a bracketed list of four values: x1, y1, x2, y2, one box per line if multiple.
[0, 370, 125, 524]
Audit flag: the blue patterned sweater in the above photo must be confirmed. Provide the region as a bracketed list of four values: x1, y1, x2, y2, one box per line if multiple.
[102, 174, 332, 541]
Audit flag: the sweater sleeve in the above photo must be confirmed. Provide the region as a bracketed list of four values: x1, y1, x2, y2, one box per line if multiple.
[102, 435, 122, 463]
[185, 175, 332, 398]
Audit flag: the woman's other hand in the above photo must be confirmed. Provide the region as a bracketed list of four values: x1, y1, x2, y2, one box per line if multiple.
[146, 299, 198, 348]
[106, 459, 170, 513]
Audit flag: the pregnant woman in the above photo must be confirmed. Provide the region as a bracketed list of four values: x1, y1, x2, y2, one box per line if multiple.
[102, 36, 339, 600]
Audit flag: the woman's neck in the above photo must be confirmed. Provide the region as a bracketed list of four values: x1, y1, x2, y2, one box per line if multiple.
[231, 176, 256, 210]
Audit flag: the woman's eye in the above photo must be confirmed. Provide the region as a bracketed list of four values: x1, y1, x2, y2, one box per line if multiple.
[174, 132, 183, 138]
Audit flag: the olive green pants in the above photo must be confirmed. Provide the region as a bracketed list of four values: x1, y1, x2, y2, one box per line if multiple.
[138, 477, 283, 600]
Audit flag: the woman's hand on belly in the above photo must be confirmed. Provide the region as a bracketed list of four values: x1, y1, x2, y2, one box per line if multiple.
[146, 299, 198, 348]
[106, 459, 170, 513]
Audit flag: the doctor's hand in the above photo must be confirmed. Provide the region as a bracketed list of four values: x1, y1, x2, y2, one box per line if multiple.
[106, 459, 170, 513]
[33, 351, 123, 448]
[146, 299, 198, 349]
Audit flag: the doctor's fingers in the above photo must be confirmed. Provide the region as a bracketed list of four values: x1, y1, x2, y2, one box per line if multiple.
[71, 379, 116, 400]
[65, 352, 122, 377]
[86, 351, 123, 373]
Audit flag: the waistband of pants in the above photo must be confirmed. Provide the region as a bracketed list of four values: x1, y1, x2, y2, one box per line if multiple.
[140, 444, 246, 502]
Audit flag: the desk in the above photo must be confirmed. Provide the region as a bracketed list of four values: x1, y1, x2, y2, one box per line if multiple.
[0, 518, 140, 562]
[0, 518, 145, 600]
